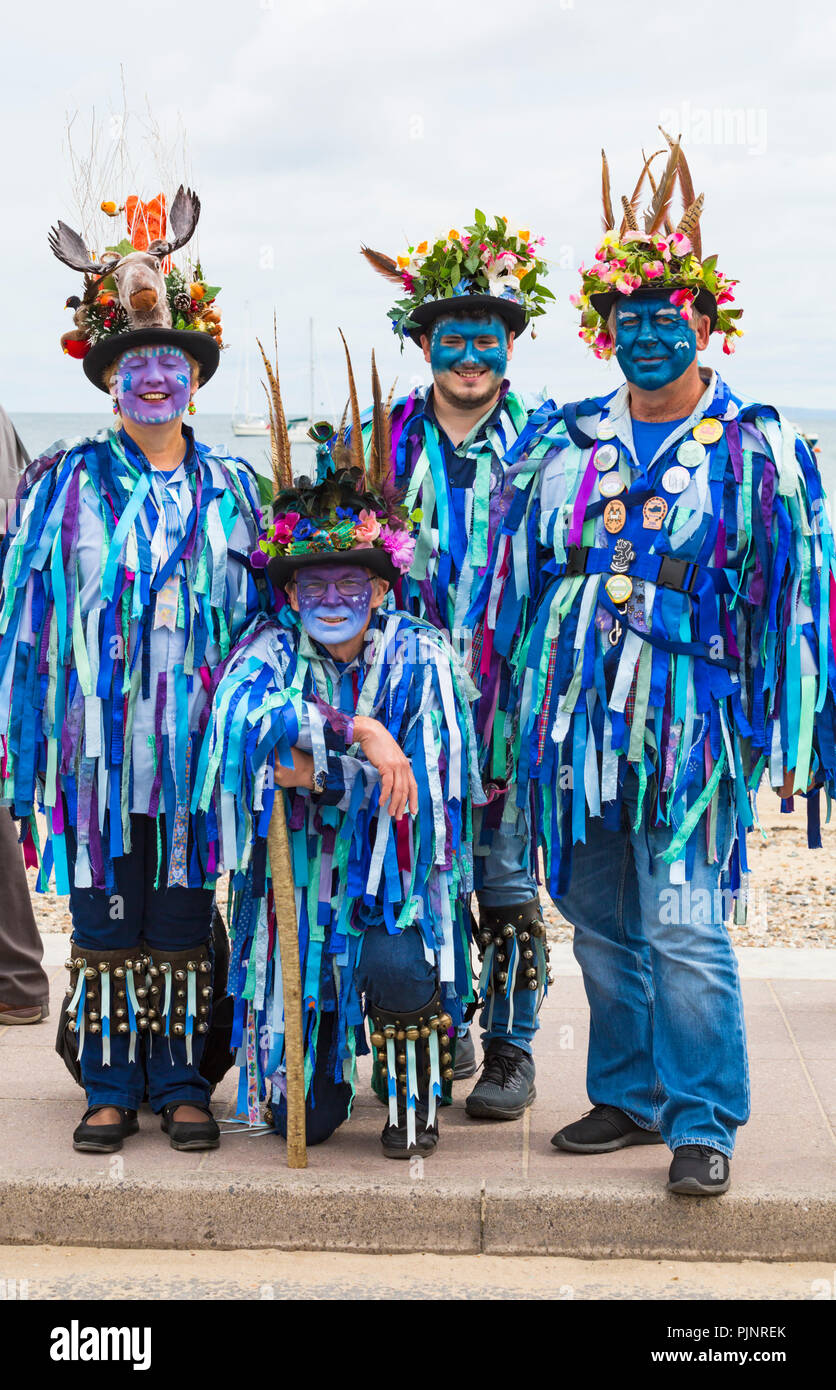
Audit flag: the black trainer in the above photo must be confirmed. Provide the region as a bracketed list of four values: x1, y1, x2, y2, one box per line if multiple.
[667, 1145, 731, 1195]
[73, 1105, 139, 1153]
[465, 1041, 535, 1120]
[453, 1029, 477, 1080]
[381, 1104, 439, 1160]
[160, 1103, 220, 1152]
[552, 1104, 664, 1153]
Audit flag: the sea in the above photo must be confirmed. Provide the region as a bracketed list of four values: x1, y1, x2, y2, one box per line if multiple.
[9, 408, 836, 499]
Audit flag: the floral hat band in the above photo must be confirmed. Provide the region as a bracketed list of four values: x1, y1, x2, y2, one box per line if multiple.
[251, 332, 418, 588]
[362, 210, 553, 345]
[573, 133, 743, 361]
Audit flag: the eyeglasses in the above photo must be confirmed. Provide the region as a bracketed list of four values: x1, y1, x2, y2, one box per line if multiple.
[295, 576, 370, 599]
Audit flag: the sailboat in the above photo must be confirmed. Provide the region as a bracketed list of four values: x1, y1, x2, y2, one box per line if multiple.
[232, 316, 325, 442]
[232, 308, 269, 436]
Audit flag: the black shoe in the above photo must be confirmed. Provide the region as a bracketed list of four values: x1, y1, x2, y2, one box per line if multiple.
[667, 1145, 730, 1196]
[552, 1104, 664, 1153]
[453, 1029, 477, 1080]
[465, 1042, 536, 1120]
[73, 1105, 139, 1153]
[380, 1105, 439, 1160]
[160, 1103, 220, 1152]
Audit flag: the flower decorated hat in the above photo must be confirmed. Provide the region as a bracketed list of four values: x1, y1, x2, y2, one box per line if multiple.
[252, 331, 418, 589]
[362, 210, 553, 345]
[49, 186, 224, 391]
[574, 131, 743, 361]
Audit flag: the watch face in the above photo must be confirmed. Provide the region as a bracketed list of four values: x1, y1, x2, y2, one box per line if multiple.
[313, 769, 327, 793]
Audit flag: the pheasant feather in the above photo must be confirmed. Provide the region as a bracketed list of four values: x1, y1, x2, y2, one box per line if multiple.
[360, 245, 404, 286]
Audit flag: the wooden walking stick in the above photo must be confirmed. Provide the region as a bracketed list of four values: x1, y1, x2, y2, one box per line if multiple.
[266, 786, 307, 1168]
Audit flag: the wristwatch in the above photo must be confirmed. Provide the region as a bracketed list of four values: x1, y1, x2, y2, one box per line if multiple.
[312, 767, 328, 794]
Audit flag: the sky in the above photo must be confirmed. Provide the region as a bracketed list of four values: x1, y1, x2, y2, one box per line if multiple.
[3, 0, 836, 418]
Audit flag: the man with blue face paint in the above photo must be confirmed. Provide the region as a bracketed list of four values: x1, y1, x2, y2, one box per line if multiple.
[195, 364, 485, 1160]
[360, 217, 556, 1118]
[0, 182, 267, 1157]
[506, 138, 835, 1195]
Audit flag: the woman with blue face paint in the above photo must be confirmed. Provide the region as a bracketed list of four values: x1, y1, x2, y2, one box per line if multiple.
[505, 137, 835, 1196]
[194, 361, 484, 1159]
[0, 185, 267, 1156]
[357, 217, 556, 1120]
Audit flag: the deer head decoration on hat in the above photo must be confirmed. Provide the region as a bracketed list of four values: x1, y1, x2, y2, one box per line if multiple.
[49, 185, 201, 331]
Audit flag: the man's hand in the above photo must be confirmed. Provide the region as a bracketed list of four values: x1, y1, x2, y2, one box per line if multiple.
[273, 747, 315, 790]
[776, 766, 820, 798]
[352, 715, 419, 820]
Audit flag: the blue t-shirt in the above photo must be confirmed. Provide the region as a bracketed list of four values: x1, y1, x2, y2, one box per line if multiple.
[630, 417, 688, 471]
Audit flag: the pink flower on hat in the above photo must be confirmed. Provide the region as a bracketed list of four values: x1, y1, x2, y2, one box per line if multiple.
[670, 232, 693, 256]
[670, 288, 696, 320]
[273, 511, 301, 544]
[381, 526, 416, 572]
[354, 509, 381, 543]
[642, 260, 665, 280]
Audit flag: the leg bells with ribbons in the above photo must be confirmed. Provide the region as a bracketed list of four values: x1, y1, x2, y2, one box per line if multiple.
[369, 991, 451, 1159]
[474, 898, 552, 1010]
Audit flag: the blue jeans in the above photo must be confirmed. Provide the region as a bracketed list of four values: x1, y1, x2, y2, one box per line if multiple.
[473, 800, 541, 1055]
[67, 817, 214, 1113]
[554, 773, 749, 1157]
[274, 920, 437, 1145]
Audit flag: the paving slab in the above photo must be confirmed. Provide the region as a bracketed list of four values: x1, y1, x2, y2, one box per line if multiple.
[0, 936, 833, 1260]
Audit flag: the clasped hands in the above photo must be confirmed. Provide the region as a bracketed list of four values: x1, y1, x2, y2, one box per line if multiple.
[273, 715, 419, 821]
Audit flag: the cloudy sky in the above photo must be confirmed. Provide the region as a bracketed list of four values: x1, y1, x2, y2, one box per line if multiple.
[4, 0, 835, 418]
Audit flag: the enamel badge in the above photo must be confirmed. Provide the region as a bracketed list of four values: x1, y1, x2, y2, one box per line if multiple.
[610, 538, 635, 573]
[597, 419, 617, 440]
[661, 465, 690, 494]
[676, 440, 707, 468]
[693, 418, 723, 444]
[642, 496, 668, 529]
[605, 574, 633, 605]
[603, 499, 626, 533]
[598, 471, 625, 497]
[594, 443, 619, 471]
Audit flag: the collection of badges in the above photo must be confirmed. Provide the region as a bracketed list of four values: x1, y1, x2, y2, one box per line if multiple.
[592, 416, 725, 620]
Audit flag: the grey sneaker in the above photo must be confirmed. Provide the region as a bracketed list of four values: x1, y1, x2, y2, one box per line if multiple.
[453, 1029, 477, 1080]
[465, 1041, 535, 1120]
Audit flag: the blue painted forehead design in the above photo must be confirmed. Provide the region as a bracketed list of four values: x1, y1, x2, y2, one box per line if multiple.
[117, 346, 189, 365]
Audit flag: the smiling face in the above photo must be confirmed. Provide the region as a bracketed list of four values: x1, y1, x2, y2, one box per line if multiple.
[111, 346, 193, 425]
[288, 563, 388, 650]
[613, 294, 709, 390]
[422, 312, 512, 411]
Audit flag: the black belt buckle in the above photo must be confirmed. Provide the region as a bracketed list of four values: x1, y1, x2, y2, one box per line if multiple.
[565, 544, 589, 577]
[657, 555, 696, 593]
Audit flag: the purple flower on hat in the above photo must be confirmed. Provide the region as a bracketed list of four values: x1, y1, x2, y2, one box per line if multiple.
[381, 526, 416, 572]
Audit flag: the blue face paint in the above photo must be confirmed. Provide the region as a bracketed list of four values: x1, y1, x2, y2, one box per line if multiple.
[295, 564, 373, 647]
[114, 346, 192, 424]
[613, 294, 697, 390]
[428, 313, 508, 408]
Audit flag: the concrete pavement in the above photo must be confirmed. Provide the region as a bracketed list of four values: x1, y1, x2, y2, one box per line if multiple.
[0, 936, 833, 1261]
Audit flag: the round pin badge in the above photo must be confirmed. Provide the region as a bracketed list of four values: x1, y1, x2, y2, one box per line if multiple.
[603, 499, 626, 533]
[605, 574, 633, 605]
[597, 419, 617, 440]
[676, 439, 706, 468]
[642, 496, 669, 530]
[598, 471, 625, 498]
[693, 418, 723, 445]
[661, 465, 690, 495]
[594, 443, 619, 471]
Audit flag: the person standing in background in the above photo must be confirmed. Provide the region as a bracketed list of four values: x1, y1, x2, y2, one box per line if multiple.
[0, 403, 50, 1025]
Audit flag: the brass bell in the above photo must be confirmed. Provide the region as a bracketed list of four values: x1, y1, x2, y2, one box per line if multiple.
[149, 965, 159, 978]
[151, 1021, 162, 1033]
[397, 1052, 406, 1065]
[64, 959, 74, 971]
[201, 987, 212, 1000]
[526, 967, 536, 979]
[199, 1005, 209, 1017]
[197, 1023, 209, 1034]
[115, 1008, 125, 1019]
[88, 1011, 99, 1022]
[174, 969, 186, 982]
[438, 1014, 452, 1031]
[377, 1052, 387, 1066]
[138, 1017, 149, 1030]
[527, 980, 538, 991]
[502, 925, 514, 939]
[136, 987, 148, 1000]
[113, 967, 125, 979]
[124, 959, 133, 971]
[406, 1027, 419, 1041]
[497, 953, 505, 964]
[175, 1006, 185, 1017]
[67, 1019, 76, 1032]
[441, 1053, 452, 1068]
[199, 961, 211, 973]
[442, 1068, 454, 1081]
[370, 1031, 385, 1048]
[497, 972, 507, 985]
[74, 958, 84, 969]
[524, 949, 533, 960]
[395, 1029, 406, 1042]
[89, 1022, 101, 1034]
[99, 961, 109, 972]
[84, 967, 97, 980]
[160, 963, 170, 974]
[187, 961, 197, 972]
[519, 931, 530, 944]
[173, 1024, 185, 1037]
[117, 1023, 129, 1034]
[419, 1026, 430, 1038]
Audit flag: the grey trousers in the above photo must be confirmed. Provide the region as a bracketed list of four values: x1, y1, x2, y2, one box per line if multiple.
[0, 810, 48, 1007]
